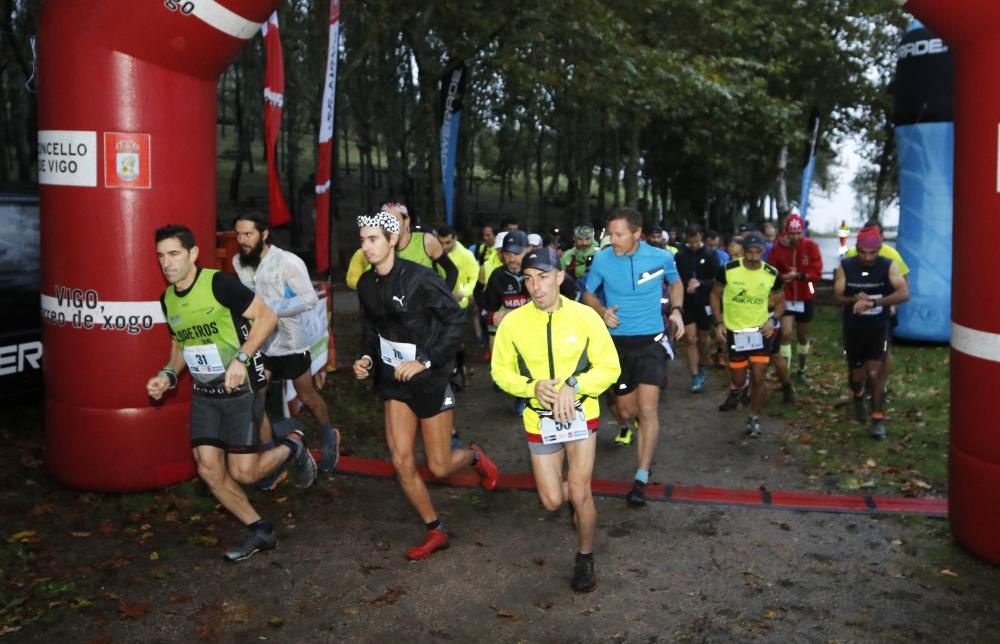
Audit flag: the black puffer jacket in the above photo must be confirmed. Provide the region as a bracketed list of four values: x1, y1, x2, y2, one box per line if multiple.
[357, 258, 465, 400]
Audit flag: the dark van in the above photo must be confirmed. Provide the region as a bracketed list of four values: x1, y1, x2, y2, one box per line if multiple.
[0, 193, 42, 398]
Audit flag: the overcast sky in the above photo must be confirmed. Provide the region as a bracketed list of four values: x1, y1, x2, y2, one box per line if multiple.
[805, 138, 899, 233]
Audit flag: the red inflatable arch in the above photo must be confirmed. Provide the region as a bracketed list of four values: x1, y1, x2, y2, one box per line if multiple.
[899, 0, 1000, 563]
[38, 0, 280, 491]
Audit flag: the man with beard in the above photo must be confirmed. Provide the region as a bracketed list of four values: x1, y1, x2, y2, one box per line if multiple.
[232, 214, 340, 476]
[832, 227, 909, 439]
[148, 225, 316, 561]
[710, 232, 786, 438]
[353, 210, 499, 560]
[767, 213, 822, 386]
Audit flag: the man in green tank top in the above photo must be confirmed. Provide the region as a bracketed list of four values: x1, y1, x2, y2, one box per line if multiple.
[382, 201, 459, 291]
[710, 231, 788, 438]
[146, 225, 317, 562]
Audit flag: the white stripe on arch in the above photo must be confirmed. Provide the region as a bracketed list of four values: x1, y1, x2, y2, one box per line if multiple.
[952, 322, 1000, 363]
[190, 0, 262, 40]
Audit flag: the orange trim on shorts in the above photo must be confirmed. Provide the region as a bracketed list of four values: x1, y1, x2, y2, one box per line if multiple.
[728, 359, 749, 368]
[749, 355, 771, 364]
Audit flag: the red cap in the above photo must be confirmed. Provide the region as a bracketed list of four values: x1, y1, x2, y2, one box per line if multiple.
[856, 226, 882, 250]
[784, 214, 804, 234]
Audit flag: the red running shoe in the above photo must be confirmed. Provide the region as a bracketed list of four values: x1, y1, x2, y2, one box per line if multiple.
[470, 443, 499, 491]
[405, 528, 449, 561]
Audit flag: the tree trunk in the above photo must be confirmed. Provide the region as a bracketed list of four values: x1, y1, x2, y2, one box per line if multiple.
[775, 145, 789, 215]
[229, 65, 246, 203]
[623, 120, 640, 208]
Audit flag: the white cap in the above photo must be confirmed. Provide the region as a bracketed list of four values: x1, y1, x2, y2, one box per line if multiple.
[494, 231, 508, 249]
[527, 233, 542, 247]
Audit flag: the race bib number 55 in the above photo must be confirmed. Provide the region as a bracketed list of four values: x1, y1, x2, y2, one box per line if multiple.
[540, 413, 590, 445]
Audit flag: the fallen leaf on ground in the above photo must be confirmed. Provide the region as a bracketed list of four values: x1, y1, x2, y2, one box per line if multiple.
[7, 530, 42, 544]
[940, 569, 959, 577]
[95, 556, 132, 569]
[366, 587, 405, 607]
[221, 601, 250, 623]
[188, 535, 219, 546]
[268, 616, 286, 627]
[70, 531, 91, 538]
[119, 601, 149, 619]
[491, 606, 524, 622]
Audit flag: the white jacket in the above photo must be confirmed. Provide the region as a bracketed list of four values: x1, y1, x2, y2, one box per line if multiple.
[233, 245, 320, 356]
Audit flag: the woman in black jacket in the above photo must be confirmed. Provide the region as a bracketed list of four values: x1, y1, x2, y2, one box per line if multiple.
[353, 210, 500, 561]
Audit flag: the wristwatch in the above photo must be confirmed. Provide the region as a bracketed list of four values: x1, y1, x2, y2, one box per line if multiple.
[422, 359, 432, 370]
[566, 376, 580, 393]
[236, 351, 250, 365]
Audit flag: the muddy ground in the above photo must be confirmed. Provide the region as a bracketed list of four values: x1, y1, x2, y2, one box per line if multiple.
[3, 285, 998, 643]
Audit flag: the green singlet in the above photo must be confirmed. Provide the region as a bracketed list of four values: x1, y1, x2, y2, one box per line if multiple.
[161, 268, 263, 392]
[718, 259, 782, 330]
[397, 231, 434, 269]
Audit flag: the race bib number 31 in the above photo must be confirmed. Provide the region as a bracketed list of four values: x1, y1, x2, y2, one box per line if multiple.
[183, 344, 225, 375]
[540, 413, 590, 445]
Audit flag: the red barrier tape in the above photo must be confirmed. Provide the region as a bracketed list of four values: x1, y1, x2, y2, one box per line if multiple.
[323, 454, 948, 518]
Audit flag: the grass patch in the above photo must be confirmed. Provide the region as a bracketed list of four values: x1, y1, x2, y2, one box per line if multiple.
[776, 304, 949, 495]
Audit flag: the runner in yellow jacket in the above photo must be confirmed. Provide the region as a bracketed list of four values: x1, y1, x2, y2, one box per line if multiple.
[491, 247, 620, 593]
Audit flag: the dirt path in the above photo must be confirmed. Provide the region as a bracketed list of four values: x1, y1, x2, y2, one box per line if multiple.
[4, 285, 998, 643]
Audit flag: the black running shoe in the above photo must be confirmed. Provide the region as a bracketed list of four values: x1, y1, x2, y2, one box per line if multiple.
[571, 553, 597, 593]
[626, 480, 647, 506]
[223, 528, 276, 562]
[719, 389, 741, 412]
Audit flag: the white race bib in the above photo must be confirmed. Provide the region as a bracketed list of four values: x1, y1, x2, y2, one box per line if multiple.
[379, 336, 417, 367]
[183, 344, 226, 376]
[540, 412, 590, 445]
[732, 329, 764, 352]
[657, 333, 675, 360]
[861, 294, 884, 316]
[786, 300, 805, 314]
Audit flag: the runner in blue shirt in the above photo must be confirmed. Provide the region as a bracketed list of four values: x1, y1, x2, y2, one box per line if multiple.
[583, 207, 685, 506]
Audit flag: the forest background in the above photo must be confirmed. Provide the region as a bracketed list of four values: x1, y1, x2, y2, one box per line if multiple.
[0, 0, 905, 269]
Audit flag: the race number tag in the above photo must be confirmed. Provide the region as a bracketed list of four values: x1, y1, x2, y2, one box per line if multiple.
[379, 336, 416, 367]
[658, 333, 675, 360]
[182, 344, 225, 376]
[786, 300, 805, 314]
[861, 294, 884, 316]
[732, 329, 764, 352]
[540, 412, 590, 445]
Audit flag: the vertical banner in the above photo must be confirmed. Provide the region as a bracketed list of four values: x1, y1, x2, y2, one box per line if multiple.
[262, 12, 291, 227]
[439, 64, 466, 226]
[314, 0, 340, 274]
[798, 113, 820, 219]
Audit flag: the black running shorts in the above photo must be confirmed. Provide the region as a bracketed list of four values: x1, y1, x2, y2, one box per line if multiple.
[264, 351, 312, 381]
[390, 384, 457, 419]
[609, 335, 668, 396]
[782, 299, 816, 323]
[189, 389, 265, 453]
[843, 323, 890, 369]
[682, 299, 714, 331]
